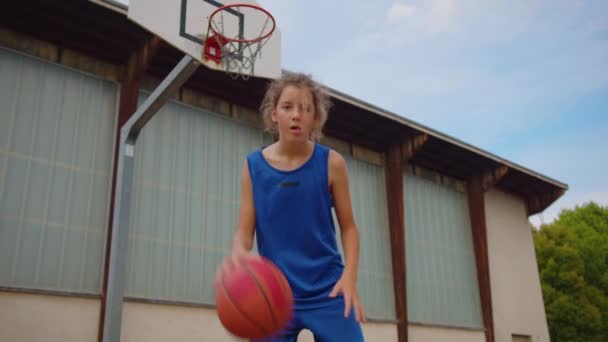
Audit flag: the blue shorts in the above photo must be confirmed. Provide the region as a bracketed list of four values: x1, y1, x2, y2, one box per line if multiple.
[251, 297, 364, 342]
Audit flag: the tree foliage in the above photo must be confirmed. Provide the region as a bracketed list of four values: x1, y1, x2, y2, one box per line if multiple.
[533, 202, 608, 342]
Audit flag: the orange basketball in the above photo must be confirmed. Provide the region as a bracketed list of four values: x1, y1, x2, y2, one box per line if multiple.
[216, 256, 294, 339]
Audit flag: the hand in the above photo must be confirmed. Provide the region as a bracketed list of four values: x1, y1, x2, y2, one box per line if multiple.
[214, 246, 254, 287]
[328, 273, 367, 323]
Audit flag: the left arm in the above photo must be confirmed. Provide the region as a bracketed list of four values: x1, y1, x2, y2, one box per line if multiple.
[328, 149, 367, 323]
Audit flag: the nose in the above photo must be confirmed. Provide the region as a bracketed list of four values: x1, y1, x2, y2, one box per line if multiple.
[291, 106, 303, 120]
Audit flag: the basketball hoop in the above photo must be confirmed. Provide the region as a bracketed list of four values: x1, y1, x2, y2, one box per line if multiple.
[203, 3, 276, 80]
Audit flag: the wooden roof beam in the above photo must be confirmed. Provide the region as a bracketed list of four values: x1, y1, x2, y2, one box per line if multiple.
[401, 133, 429, 163]
[479, 165, 509, 192]
[465, 166, 508, 342]
[527, 188, 566, 216]
[385, 144, 407, 342]
[123, 35, 162, 84]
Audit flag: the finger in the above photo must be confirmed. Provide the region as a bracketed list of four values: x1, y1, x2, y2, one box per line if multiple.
[355, 296, 367, 323]
[344, 293, 352, 318]
[328, 283, 340, 298]
[353, 298, 361, 323]
[361, 304, 367, 323]
[231, 253, 242, 267]
[223, 259, 233, 273]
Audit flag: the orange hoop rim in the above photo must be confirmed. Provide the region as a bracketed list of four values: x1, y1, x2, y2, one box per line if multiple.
[207, 3, 276, 44]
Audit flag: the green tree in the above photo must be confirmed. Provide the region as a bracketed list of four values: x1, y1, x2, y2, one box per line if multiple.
[533, 202, 608, 342]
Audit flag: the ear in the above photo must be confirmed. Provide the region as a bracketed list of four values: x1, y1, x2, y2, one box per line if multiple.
[314, 111, 322, 129]
[271, 109, 277, 123]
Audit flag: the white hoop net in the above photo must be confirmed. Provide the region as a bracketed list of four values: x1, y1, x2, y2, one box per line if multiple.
[206, 5, 275, 80]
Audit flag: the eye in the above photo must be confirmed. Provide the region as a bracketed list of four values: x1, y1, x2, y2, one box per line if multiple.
[300, 104, 312, 113]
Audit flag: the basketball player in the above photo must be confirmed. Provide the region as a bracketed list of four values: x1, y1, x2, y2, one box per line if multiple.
[217, 72, 366, 341]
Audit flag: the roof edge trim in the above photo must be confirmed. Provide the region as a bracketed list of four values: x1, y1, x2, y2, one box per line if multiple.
[325, 86, 568, 190]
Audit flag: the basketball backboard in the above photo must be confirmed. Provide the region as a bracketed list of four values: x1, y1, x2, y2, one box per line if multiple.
[128, 0, 282, 79]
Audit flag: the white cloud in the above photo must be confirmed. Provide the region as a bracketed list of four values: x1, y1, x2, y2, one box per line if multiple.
[428, 0, 460, 33]
[387, 2, 416, 22]
[308, 0, 608, 149]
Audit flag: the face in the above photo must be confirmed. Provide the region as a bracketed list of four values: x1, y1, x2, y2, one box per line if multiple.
[272, 85, 318, 142]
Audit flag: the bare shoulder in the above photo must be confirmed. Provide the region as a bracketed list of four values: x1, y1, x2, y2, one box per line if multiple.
[328, 149, 347, 169]
[327, 149, 354, 220]
[328, 149, 348, 184]
[241, 158, 252, 186]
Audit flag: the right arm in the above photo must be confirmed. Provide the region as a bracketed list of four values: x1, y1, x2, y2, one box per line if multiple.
[216, 160, 256, 284]
[232, 160, 256, 254]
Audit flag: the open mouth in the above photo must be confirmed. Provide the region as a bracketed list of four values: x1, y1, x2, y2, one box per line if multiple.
[289, 126, 302, 134]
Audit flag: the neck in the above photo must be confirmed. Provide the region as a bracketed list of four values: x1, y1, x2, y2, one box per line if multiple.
[275, 139, 313, 157]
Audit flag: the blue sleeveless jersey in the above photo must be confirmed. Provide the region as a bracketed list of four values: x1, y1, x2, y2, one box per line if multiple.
[246, 143, 344, 309]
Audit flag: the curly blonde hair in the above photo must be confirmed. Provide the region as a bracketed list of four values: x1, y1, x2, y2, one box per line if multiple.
[259, 72, 332, 141]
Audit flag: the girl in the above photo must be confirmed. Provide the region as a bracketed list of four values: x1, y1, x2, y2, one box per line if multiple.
[217, 72, 366, 341]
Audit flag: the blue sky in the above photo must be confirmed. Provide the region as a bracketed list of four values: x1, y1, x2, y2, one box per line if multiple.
[118, 0, 607, 225]
[255, 0, 608, 225]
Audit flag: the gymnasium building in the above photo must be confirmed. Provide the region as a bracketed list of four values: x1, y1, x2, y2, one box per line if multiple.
[0, 1, 567, 341]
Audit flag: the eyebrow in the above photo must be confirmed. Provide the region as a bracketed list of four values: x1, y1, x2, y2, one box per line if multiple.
[278, 100, 313, 110]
